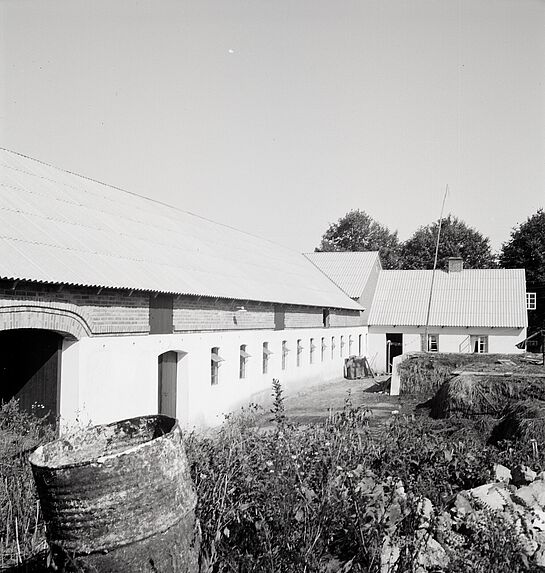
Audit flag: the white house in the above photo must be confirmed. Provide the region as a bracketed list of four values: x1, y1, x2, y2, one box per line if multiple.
[0, 149, 364, 428]
[307, 253, 528, 373]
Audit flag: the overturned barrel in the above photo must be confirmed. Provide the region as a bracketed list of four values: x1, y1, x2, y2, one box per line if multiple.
[29, 415, 199, 572]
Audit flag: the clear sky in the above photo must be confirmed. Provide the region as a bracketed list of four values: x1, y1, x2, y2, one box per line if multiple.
[1, 0, 544, 254]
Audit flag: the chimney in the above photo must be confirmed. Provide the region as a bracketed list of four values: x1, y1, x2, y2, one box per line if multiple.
[447, 257, 463, 273]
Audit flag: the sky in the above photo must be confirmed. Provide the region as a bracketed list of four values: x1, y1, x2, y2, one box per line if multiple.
[1, 0, 544, 254]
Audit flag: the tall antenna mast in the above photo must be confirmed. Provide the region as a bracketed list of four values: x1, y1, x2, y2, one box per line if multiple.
[423, 184, 449, 350]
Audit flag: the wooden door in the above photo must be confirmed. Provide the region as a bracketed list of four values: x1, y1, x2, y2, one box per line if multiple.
[158, 351, 177, 418]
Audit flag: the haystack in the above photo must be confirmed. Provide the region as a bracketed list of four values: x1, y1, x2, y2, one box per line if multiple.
[430, 375, 545, 419]
[490, 400, 545, 444]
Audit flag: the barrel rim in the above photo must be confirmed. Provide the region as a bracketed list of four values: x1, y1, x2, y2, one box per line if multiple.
[29, 414, 180, 470]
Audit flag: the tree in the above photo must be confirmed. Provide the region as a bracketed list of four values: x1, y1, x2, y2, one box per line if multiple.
[399, 215, 496, 270]
[500, 209, 545, 334]
[316, 209, 400, 269]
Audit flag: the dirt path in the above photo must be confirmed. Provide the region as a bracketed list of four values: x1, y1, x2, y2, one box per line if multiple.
[256, 377, 416, 428]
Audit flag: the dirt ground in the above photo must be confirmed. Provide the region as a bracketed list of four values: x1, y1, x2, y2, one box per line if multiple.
[255, 377, 420, 428]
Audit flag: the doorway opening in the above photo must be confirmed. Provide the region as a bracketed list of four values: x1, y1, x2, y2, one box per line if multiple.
[0, 329, 63, 422]
[385, 333, 403, 373]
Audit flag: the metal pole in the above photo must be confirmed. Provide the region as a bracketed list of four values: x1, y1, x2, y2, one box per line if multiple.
[424, 185, 449, 350]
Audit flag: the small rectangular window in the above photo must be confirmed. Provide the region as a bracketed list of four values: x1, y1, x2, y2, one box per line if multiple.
[331, 336, 335, 359]
[348, 335, 354, 356]
[470, 335, 488, 354]
[340, 335, 345, 357]
[282, 340, 289, 370]
[427, 334, 439, 352]
[263, 342, 272, 374]
[211, 347, 223, 385]
[310, 338, 316, 364]
[323, 308, 330, 328]
[527, 292, 537, 310]
[321, 337, 327, 362]
[358, 334, 363, 356]
[297, 339, 303, 367]
[239, 345, 250, 379]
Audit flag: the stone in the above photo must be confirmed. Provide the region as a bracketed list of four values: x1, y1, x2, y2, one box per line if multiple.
[493, 463, 512, 484]
[417, 497, 434, 530]
[512, 464, 537, 486]
[415, 536, 449, 572]
[452, 493, 474, 517]
[462, 483, 512, 512]
[513, 480, 545, 510]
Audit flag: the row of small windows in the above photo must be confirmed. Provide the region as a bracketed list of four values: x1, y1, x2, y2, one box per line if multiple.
[211, 334, 363, 385]
[422, 334, 489, 354]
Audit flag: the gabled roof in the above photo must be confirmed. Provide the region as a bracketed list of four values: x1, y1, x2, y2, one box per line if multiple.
[368, 269, 528, 328]
[0, 149, 361, 310]
[304, 251, 381, 298]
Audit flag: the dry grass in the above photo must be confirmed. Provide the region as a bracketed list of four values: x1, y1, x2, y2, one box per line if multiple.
[491, 400, 545, 444]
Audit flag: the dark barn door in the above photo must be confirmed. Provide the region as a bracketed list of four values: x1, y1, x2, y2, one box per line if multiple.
[0, 329, 62, 420]
[385, 333, 403, 374]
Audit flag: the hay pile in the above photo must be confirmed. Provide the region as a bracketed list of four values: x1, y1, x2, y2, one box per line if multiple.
[490, 400, 545, 444]
[430, 374, 545, 419]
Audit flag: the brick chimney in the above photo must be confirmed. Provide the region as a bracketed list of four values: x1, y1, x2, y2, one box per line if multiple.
[447, 257, 463, 273]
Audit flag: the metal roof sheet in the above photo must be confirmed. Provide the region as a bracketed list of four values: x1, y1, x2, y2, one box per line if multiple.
[0, 149, 361, 310]
[368, 269, 528, 328]
[304, 251, 381, 298]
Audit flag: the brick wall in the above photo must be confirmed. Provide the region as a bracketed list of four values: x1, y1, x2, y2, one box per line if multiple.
[283, 305, 324, 329]
[329, 308, 363, 328]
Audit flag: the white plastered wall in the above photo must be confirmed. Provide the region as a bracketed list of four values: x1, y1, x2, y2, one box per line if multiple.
[367, 326, 527, 373]
[59, 326, 367, 430]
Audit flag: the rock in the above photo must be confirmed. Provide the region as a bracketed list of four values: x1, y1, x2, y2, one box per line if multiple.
[461, 483, 512, 512]
[452, 493, 474, 517]
[381, 535, 400, 573]
[417, 497, 433, 529]
[493, 463, 512, 484]
[513, 480, 545, 510]
[512, 464, 537, 486]
[415, 536, 449, 572]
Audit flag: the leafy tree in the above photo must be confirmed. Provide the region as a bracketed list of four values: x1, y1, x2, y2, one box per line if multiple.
[316, 209, 400, 269]
[500, 209, 545, 333]
[399, 215, 496, 270]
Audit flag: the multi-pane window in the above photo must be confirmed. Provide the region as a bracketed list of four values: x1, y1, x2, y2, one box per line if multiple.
[310, 338, 316, 364]
[348, 335, 354, 356]
[427, 334, 439, 352]
[239, 345, 250, 379]
[331, 336, 336, 359]
[211, 347, 223, 385]
[340, 336, 345, 357]
[321, 337, 327, 362]
[471, 335, 488, 354]
[527, 292, 537, 310]
[297, 339, 303, 367]
[282, 340, 289, 370]
[263, 342, 272, 374]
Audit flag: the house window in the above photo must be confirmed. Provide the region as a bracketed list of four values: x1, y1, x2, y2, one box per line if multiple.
[331, 336, 335, 359]
[282, 340, 289, 370]
[297, 339, 303, 367]
[340, 336, 345, 357]
[427, 334, 439, 352]
[263, 342, 272, 374]
[348, 335, 354, 356]
[239, 345, 250, 379]
[211, 347, 223, 385]
[321, 337, 327, 362]
[310, 338, 316, 364]
[358, 334, 363, 356]
[323, 308, 330, 328]
[471, 335, 488, 354]
[527, 292, 537, 310]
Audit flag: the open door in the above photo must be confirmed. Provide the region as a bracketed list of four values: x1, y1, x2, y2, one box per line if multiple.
[386, 333, 403, 374]
[158, 351, 177, 418]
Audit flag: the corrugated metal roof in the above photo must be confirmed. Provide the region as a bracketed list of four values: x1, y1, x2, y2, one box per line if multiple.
[304, 251, 381, 298]
[368, 269, 528, 328]
[0, 149, 362, 310]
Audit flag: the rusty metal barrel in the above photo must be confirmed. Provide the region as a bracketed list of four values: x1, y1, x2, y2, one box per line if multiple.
[29, 415, 199, 572]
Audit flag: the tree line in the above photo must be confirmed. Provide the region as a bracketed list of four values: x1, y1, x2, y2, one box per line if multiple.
[316, 208, 545, 331]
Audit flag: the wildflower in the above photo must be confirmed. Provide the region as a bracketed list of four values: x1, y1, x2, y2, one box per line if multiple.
[266, 460, 273, 467]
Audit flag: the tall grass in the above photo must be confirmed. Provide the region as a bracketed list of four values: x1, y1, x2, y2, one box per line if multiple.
[0, 400, 55, 569]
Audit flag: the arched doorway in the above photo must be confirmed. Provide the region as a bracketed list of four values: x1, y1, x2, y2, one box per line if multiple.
[0, 329, 63, 421]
